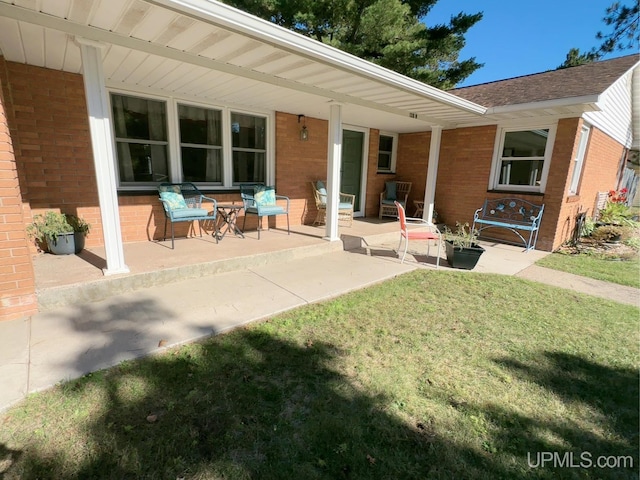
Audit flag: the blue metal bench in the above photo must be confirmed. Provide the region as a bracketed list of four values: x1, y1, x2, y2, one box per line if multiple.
[157, 182, 218, 249]
[472, 198, 544, 251]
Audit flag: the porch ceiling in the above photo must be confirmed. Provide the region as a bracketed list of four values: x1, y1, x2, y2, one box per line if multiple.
[0, 0, 492, 133]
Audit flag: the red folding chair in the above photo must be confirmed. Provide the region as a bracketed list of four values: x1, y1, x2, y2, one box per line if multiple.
[395, 201, 441, 268]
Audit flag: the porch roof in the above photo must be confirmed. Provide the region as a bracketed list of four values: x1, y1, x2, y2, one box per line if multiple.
[0, 0, 489, 132]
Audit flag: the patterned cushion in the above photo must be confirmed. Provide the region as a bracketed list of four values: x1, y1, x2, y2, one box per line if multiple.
[254, 185, 276, 206]
[159, 191, 188, 210]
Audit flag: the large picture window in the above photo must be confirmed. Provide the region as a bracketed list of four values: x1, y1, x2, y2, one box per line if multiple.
[178, 104, 223, 183]
[112, 94, 169, 184]
[110, 92, 271, 189]
[491, 126, 555, 192]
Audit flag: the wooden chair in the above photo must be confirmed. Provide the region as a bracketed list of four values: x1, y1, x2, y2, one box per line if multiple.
[380, 181, 411, 219]
[240, 183, 290, 239]
[310, 180, 355, 227]
[157, 182, 217, 249]
[395, 200, 441, 268]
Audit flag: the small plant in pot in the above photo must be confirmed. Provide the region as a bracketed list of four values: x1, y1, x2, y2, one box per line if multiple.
[27, 211, 91, 255]
[443, 222, 485, 270]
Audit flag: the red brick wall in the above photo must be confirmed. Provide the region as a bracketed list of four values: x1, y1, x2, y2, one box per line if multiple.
[275, 112, 329, 226]
[4, 61, 104, 251]
[396, 132, 430, 214]
[0, 57, 38, 321]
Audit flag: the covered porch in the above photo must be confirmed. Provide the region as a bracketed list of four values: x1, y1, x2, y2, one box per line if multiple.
[33, 218, 548, 313]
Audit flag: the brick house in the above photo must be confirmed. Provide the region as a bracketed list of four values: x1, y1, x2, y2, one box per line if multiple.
[0, 0, 638, 322]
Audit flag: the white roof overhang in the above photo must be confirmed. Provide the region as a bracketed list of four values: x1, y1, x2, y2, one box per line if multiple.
[0, 0, 489, 133]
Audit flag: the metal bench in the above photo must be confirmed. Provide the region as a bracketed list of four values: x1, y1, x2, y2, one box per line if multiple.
[472, 198, 544, 251]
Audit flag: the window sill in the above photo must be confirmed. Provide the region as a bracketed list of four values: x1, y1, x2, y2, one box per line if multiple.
[487, 189, 544, 197]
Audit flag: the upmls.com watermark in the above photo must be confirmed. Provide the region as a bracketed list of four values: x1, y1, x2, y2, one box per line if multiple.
[528, 451, 634, 469]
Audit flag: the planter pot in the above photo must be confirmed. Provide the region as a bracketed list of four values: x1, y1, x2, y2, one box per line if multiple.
[445, 240, 485, 270]
[47, 232, 85, 255]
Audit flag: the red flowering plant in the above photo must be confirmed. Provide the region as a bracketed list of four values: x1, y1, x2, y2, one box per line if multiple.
[599, 188, 633, 225]
[608, 188, 628, 204]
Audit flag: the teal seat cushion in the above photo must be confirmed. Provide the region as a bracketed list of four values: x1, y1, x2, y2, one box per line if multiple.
[160, 191, 188, 210]
[247, 205, 286, 215]
[381, 199, 403, 206]
[385, 181, 397, 200]
[171, 208, 209, 219]
[338, 202, 353, 210]
[254, 185, 276, 206]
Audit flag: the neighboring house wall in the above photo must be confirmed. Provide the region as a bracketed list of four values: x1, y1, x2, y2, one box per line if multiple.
[0, 57, 38, 321]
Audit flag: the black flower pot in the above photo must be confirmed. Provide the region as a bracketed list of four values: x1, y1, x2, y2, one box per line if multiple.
[47, 232, 85, 255]
[445, 240, 485, 270]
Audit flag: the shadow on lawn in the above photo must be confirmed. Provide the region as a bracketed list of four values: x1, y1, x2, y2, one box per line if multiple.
[491, 351, 639, 469]
[3, 326, 518, 480]
[4, 310, 638, 479]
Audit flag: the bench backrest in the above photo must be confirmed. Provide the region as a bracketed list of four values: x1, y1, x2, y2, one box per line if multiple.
[478, 198, 544, 225]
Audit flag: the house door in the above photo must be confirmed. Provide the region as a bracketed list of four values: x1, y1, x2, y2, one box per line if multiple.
[341, 129, 366, 213]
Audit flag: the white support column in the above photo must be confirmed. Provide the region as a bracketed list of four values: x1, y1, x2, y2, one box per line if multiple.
[77, 38, 129, 275]
[423, 126, 443, 224]
[325, 103, 343, 241]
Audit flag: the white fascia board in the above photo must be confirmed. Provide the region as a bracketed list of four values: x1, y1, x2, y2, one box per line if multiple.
[486, 95, 602, 115]
[149, 0, 486, 116]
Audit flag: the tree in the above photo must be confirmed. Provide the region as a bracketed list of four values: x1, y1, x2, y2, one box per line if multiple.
[221, 0, 483, 89]
[558, 1, 639, 69]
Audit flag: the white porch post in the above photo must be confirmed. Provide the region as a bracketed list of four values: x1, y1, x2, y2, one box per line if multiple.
[423, 126, 442, 223]
[325, 103, 343, 241]
[78, 38, 129, 275]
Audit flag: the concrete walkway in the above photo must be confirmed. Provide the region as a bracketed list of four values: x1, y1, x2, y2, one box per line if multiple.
[1, 241, 638, 413]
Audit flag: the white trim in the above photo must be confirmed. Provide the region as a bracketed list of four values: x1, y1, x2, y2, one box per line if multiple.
[486, 95, 601, 115]
[489, 123, 558, 193]
[569, 124, 590, 195]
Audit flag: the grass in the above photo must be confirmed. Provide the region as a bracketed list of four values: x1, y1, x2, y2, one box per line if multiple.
[0, 271, 638, 479]
[536, 251, 640, 288]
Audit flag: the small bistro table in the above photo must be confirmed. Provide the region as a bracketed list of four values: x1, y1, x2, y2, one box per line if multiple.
[215, 204, 244, 240]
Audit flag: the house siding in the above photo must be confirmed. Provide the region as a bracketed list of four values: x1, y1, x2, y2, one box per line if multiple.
[0, 57, 38, 321]
[584, 70, 634, 147]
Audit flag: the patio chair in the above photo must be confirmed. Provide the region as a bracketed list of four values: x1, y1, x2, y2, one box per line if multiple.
[395, 200, 441, 268]
[380, 181, 411, 219]
[157, 182, 218, 249]
[240, 183, 290, 239]
[311, 180, 355, 227]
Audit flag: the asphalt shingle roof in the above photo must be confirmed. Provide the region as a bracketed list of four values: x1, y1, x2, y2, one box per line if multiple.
[448, 54, 640, 108]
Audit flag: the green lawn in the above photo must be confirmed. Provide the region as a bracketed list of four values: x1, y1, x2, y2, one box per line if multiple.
[536, 253, 640, 288]
[0, 271, 638, 479]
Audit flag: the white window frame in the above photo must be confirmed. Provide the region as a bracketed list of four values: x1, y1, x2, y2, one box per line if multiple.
[108, 88, 274, 191]
[377, 132, 398, 173]
[569, 124, 590, 195]
[489, 123, 557, 193]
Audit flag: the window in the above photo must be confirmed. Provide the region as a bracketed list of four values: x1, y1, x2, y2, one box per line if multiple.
[112, 94, 169, 184]
[569, 125, 590, 194]
[110, 92, 271, 189]
[178, 104, 222, 183]
[491, 126, 555, 192]
[377, 133, 397, 172]
[231, 112, 266, 184]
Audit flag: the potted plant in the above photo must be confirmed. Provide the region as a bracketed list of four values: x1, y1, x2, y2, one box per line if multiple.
[27, 211, 90, 255]
[443, 222, 485, 270]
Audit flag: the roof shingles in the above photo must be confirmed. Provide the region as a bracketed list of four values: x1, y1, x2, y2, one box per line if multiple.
[448, 54, 640, 108]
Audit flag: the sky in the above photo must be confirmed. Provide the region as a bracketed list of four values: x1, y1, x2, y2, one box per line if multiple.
[425, 0, 634, 87]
